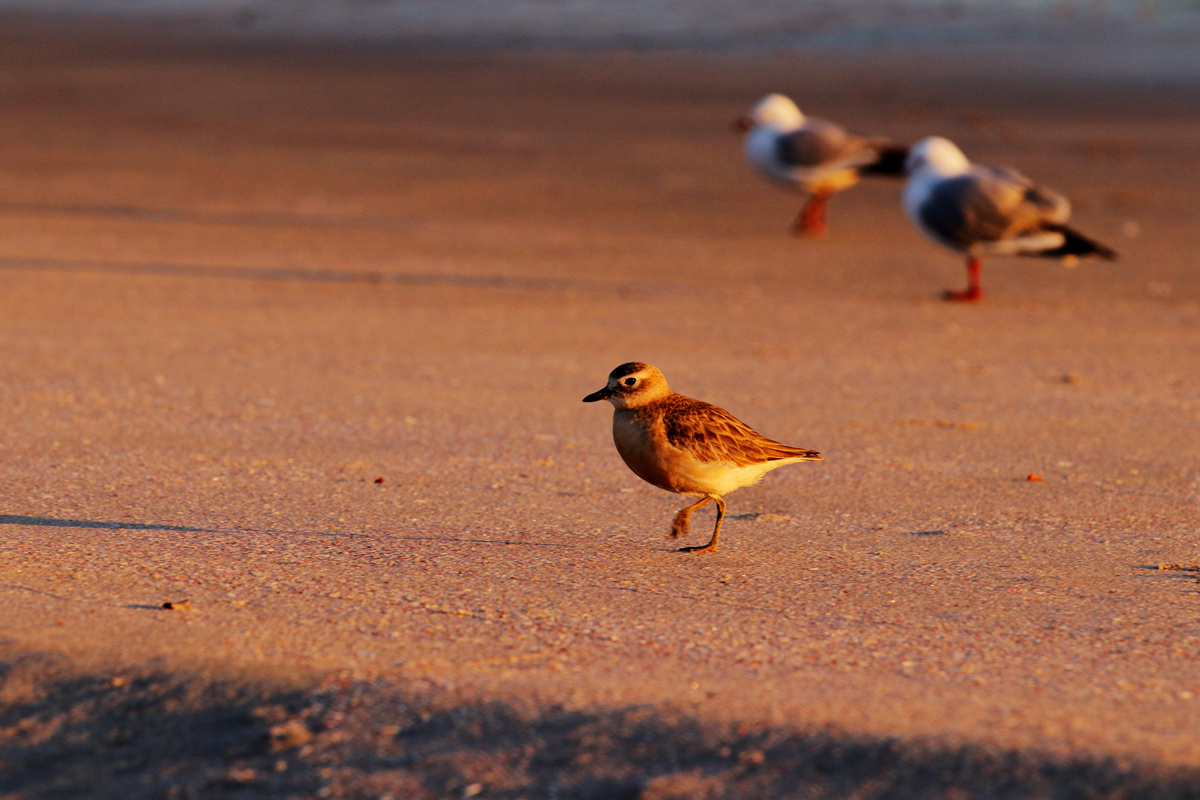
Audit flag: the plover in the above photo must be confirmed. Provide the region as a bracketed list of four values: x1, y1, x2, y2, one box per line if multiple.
[735, 93, 908, 237]
[904, 136, 1117, 302]
[583, 362, 820, 553]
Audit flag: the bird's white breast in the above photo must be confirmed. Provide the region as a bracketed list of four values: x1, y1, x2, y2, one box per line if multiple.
[903, 172, 936, 228]
[745, 126, 803, 186]
[674, 458, 787, 496]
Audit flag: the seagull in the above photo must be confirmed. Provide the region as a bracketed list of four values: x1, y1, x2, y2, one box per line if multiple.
[583, 362, 820, 553]
[904, 136, 1117, 302]
[735, 93, 908, 237]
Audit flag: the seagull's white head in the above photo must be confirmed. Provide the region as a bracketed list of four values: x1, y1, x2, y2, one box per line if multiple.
[905, 136, 971, 177]
[734, 93, 804, 133]
[582, 362, 671, 410]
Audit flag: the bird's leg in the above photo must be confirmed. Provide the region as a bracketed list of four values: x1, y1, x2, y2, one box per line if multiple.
[679, 496, 726, 553]
[944, 256, 983, 302]
[670, 496, 712, 540]
[791, 191, 830, 238]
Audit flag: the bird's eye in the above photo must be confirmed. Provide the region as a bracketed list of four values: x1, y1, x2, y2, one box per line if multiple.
[624, 377, 636, 386]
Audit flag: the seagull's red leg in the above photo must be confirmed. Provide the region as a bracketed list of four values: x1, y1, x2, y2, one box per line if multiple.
[791, 191, 830, 237]
[944, 256, 983, 302]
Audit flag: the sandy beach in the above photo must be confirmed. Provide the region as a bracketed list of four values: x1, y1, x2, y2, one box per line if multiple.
[1, 17, 1199, 798]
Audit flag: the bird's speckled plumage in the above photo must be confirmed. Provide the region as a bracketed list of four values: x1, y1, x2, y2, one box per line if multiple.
[583, 362, 820, 552]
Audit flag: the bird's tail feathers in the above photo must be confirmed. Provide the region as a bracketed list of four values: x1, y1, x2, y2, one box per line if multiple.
[768, 445, 822, 462]
[860, 143, 910, 177]
[1044, 224, 1118, 261]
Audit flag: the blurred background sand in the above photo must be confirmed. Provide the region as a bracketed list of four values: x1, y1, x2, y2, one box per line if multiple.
[0, 4, 1198, 798]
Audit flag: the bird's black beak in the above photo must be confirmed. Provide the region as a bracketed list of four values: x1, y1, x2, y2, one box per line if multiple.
[582, 387, 611, 403]
[732, 115, 753, 134]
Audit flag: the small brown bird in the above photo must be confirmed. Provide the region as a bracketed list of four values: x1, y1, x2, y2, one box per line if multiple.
[583, 362, 821, 552]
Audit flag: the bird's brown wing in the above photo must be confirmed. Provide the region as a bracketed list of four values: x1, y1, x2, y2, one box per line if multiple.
[662, 397, 821, 467]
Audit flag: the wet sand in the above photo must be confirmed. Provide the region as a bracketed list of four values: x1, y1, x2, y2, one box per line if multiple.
[1, 21, 1199, 799]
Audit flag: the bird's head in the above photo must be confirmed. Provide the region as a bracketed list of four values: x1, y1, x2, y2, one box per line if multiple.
[582, 362, 671, 410]
[905, 136, 970, 177]
[733, 93, 803, 134]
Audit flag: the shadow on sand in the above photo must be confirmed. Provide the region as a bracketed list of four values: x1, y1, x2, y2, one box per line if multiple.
[0, 255, 666, 294]
[0, 513, 375, 540]
[0, 514, 210, 533]
[2, 651, 1199, 800]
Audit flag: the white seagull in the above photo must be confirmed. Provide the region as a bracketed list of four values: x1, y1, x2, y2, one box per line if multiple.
[735, 93, 908, 237]
[903, 136, 1117, 302]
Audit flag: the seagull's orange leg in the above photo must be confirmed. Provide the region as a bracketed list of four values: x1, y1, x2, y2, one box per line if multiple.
[791, 191, 830, 238]
[944, 256, 983, 302]
[679, 496, 726, 553]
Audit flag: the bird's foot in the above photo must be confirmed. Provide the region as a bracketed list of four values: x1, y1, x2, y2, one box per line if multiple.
[790, 217, 827, 238]
[668, 514, 690, 541]
[677, 541, 719, 553]
[943, 287, 982, 302]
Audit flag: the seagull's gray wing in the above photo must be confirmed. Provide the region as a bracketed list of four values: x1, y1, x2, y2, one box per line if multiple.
[1001, 168, 1071, 224]
[775, 119, 859, 167]
[919, 167, 1071, 246]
